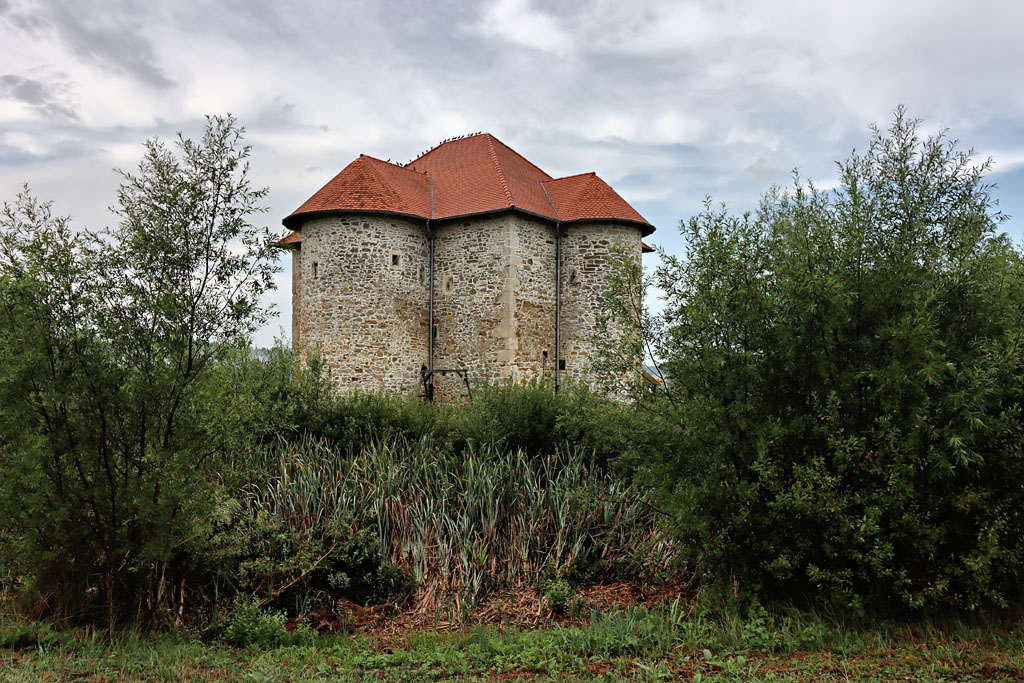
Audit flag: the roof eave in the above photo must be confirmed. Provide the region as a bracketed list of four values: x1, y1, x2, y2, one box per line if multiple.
[284, 206, 655, 236]
[561, 216, 656, 236]
[282, 208, 429, 230]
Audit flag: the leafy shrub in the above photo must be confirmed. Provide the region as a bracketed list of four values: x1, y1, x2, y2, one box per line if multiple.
[443, 379, 563, 455]
[0, 117, 278, 625]
[541, 579, 575, 615]
[196, 509, 416, 613]
[289, 368, 438, 452]
[217, 597, 307, 649]
[633, 109, 1024, 612]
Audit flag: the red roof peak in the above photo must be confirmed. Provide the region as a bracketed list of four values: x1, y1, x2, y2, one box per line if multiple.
[285, 134, 653, 235]
[484, 135, 515, 207]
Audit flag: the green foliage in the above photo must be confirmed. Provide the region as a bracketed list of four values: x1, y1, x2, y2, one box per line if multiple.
[279, 355, 649, 470]
[225, 434, 669, 610]
[286, 355, 438, 450]
[631, 108, 1024, 611]
[0, 115, 279, 624]
[214, 597, 317, 649]
[199, 511, 415, 611]
[442, 378, 564, 455]
[6, 604, 1024, 680]
[540, 578, 577, 615]
[218, 598, 291, 649]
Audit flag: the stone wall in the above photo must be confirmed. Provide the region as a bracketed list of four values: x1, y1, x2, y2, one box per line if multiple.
[291, 247, 303, 346]
[291, 212, 642, 400]
[431, 214, 558, 399]
[560, 222, 643, 388]
[294, 214, 429, 394]
[509, 215, 558, 382]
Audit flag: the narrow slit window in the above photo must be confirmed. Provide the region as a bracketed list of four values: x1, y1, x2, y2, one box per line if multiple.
[558, 359, 566, 370]
[312, 262, 319, 278]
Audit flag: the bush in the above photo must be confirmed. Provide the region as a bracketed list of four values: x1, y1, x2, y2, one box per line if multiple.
[636, 109, 1024, 612]
[0, 117, 278, 625]
[220, 434, 669, 611]
[215, 597, 315, 649]
[281, 360, 649, 472]
[190, 505, 416, 616]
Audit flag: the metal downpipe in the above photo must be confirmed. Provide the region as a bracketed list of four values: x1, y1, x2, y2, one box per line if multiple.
[555, 221, 562, 393]
[427, 174, 436, 399]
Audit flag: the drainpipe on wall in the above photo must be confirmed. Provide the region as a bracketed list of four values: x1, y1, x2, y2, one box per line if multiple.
[427, 175, 436, 398]
[428, 221, 434, 376]
[555, 221, 562, 393]
[540, 181, 563, 393]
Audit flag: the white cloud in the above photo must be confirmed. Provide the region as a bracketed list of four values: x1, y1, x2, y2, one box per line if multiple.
[0, 0, 1023, 346]
[476, 0, 574, 57]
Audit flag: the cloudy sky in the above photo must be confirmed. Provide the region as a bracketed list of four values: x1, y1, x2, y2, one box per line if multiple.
[2, 0, 1023, 346]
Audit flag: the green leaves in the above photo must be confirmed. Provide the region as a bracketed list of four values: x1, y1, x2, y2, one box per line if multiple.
[638, 108, 1024, 611]
[0, 116, 279, 623]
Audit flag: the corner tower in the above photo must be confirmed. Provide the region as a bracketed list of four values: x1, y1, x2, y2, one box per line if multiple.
[280, 134, 654, 400]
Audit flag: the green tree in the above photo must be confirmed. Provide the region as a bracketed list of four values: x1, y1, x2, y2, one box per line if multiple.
[0, 115, 279, 625]
[621, 108, 1024, 611]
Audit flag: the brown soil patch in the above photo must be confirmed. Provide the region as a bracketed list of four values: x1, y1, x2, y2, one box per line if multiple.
[287, 576, 693, 641]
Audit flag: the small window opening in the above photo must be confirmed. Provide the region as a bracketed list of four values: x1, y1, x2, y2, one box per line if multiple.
[443, 275, 455, 294]
[392, 254, 400, 266]
[432, 325, 438, 339]
[558, 359, 566, 371]
[312, 262, 319, 278]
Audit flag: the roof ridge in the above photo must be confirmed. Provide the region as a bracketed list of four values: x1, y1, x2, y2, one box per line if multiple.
[359, 153, 427, 176]
[485, 133, 553, 181]
[484, 134, 515, 207]
[545, 170, 598, 182]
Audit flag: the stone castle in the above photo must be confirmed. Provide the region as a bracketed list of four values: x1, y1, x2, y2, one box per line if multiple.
[279, 133, 654, 400]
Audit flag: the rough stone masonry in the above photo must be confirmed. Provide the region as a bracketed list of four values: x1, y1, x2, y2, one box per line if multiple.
[280, 133, 654, 401]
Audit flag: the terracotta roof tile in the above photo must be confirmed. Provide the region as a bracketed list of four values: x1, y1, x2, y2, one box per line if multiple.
[542, 173, 649, 227]
[275, 231, 301, 247]
[286, 155, 431, 226]
[408, 134, 557, 220]
[285, 134, 653, 235]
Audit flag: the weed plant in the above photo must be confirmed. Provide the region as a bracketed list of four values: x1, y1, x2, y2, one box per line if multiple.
[215, 434, 671, 613]
[5, 602, 1022, 681]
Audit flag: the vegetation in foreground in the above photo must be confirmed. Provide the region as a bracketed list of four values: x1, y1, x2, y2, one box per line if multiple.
[3, 598, 1023, 681]
[599, 107, 1024, 613]
[3, 108, 1024, 682]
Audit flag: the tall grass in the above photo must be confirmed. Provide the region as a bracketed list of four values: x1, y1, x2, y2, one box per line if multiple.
[236, 435, 671, 609]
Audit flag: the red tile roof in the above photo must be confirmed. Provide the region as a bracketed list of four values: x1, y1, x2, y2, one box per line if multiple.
[541, 172, 647, 224]
[288, 154, 432, 219]
[284, 133, 653, 235]
[274, 231, 302, 248]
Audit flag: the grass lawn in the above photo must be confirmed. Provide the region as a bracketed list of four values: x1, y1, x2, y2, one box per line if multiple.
[3, 598, 1023, 681]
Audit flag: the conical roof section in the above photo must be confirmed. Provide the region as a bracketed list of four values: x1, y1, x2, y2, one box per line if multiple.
[284, 155, 431, 228]
[542, 172, 649, 227]
[285, 133, 653, 235]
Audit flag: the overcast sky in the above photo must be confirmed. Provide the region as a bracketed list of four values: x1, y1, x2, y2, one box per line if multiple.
[2, 0, 1023, 347]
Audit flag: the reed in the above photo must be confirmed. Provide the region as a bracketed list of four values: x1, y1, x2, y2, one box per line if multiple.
[236, 435, 671, 609]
